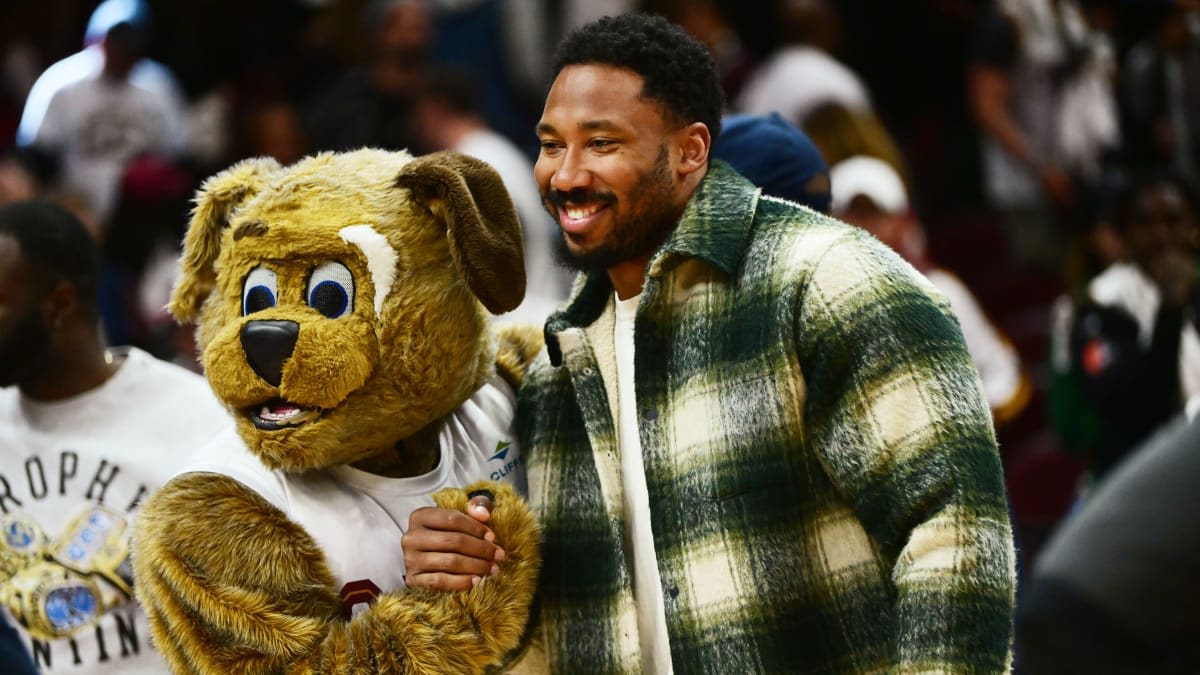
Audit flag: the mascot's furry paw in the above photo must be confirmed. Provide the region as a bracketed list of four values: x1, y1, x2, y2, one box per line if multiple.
[135, 475, 540, 674]
[415, 480, 542, 665]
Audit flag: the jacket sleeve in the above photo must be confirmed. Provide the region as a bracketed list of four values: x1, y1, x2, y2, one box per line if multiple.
[133, 473, 540, 675]
[797, 233, 1016, 672]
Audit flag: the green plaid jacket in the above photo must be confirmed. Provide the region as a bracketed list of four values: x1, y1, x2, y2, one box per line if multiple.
[516, 162, 1015, 674]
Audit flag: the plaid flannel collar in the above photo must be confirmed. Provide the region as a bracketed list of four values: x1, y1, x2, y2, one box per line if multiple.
[545, 161, 759, 365]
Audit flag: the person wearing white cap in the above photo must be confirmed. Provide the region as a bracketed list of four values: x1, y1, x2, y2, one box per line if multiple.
[16, 0, 188, 228]
[832, 155, 1032, 425]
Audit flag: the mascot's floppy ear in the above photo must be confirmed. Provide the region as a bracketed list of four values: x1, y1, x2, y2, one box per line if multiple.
[396, 151, 526, 314]
[169, 157, 282, 323]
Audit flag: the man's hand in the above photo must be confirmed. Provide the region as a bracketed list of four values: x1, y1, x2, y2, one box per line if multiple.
[403, 493, 506, 591]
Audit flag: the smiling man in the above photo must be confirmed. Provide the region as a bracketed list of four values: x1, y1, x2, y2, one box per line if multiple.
[402, 13, 1016, 673]
[533, 61, 707, 300]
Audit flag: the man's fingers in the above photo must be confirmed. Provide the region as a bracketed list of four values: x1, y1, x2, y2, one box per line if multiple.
[403, 549, 499, 583]
[410, 506, 493, 540]
[402, 529, 505, 568]
[467, 494, 493, 524]
[405, 571, 479, 592]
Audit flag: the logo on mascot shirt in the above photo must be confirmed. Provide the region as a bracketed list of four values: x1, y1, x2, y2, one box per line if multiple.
[488, 441, 522, 481]
[340, 579, 381, 619]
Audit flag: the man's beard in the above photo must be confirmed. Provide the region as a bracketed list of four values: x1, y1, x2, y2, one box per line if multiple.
[0, 309, 52, 388]
[546, 146, 682, 275]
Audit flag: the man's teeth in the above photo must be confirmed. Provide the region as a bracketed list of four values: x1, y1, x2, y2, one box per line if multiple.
[565, 204, 602, 220]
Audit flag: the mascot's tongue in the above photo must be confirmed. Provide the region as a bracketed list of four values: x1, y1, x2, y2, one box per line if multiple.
[259, 400, 308, 422]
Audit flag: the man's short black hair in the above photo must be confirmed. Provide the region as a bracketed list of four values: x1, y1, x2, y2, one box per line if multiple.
[550, 13, 724, 141]
[0, 200, 100, 311]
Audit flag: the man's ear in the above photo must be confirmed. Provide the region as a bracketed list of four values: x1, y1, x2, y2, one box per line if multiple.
[41, 280, 77, 332]
[677, 122, 711, 177]
[169, 157, 281, 323]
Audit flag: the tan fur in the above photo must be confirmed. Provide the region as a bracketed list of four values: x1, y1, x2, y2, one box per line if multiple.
[134, 149, 542, 673]
[135, 475, 539, 674]
[492, 323, 546, 392]
[395, 152, 526, 315]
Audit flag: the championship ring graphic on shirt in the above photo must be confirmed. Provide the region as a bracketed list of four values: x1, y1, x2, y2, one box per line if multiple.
[6, 561, 104, 639]
[0, 506, 132, 640]
[0, 513, 46, 582]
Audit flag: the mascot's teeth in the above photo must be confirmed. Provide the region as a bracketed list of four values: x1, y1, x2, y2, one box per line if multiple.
[257, 404, 318, 425]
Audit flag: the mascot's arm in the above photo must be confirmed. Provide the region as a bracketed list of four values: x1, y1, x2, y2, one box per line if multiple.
[134, 473, 540, 674]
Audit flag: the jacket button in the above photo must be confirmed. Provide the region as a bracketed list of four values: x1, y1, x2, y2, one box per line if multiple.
[644, 409, 658, 422]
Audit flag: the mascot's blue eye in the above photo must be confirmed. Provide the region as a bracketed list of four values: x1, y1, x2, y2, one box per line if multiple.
[306, 262, 354, 318]
[241, 267, 278, 316]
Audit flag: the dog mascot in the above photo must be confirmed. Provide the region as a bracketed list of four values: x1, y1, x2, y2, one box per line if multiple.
[132, 149, 542, 673]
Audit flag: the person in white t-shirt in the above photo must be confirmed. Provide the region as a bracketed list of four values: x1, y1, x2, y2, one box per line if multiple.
[735, 0, 873, 128]
[0, 199, 230, 674]
[21, 2, 187, 229]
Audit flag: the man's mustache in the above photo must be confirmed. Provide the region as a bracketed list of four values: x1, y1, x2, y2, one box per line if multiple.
[544, 188, 617, 209]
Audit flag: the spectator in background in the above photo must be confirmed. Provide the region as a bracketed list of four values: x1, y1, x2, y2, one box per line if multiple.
[239, 100, 308, 168]
[0, 199, 230, 673]
[303, 0, 433, 154]
[0, 150, 44, 207]
[15, 0, 185, 154]
[968, 0, 1121, 275]
[1121, 0, 1200, 191]
[831, 154, 1032, 426]
[802, 100, 909, 188]
[21, 9, 186, 232]
[99, 153, 196, 350]
[735, 0, 872, 128]
[500, 0, 636, 121]
[1065, 171, 1200, 479]
[411, 69, 572, 323]
[1047, 166, 1129, 459]
[1018, 411, 1200, 674]
[647, 0, 761, 103]
[711, 111, 830, 213]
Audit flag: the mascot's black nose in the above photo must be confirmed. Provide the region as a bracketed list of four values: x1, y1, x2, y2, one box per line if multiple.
[240, 320, 299, 387]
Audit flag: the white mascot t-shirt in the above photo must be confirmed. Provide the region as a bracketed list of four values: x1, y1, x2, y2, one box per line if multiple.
[180, 372, 525, 615]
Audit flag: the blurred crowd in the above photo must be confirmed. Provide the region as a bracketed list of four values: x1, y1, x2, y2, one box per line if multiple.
[1, 0, 1198, 670]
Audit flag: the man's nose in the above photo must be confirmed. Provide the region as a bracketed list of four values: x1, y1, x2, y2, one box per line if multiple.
[549, 148, 590, 192]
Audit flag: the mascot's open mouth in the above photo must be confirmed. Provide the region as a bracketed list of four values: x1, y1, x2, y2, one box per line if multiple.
[248, 399, 322, 430]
